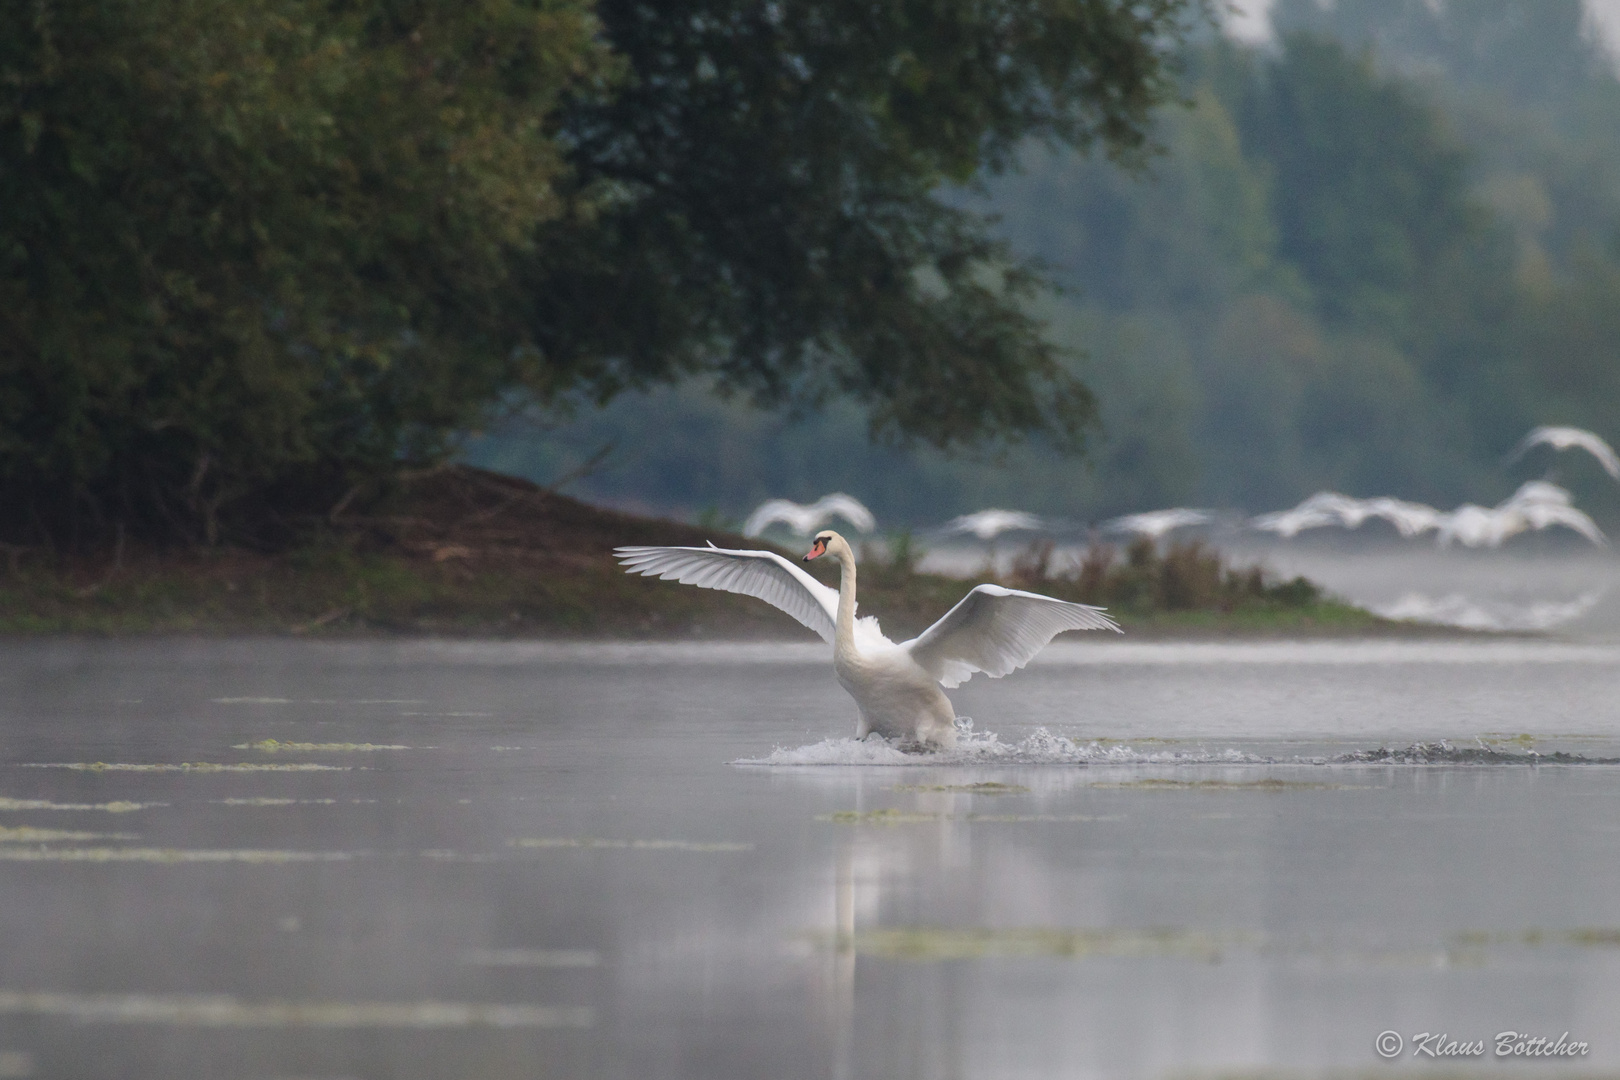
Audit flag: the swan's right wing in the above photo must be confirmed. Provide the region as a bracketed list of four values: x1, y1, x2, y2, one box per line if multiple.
[615, 544, 839, 642]
[904, 584, 1120, 688]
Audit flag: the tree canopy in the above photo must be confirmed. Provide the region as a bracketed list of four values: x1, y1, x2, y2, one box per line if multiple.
[0, 0, 1197, 544]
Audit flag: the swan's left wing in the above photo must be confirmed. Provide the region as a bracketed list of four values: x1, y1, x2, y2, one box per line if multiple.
[904, 585, 1120, 688]
[615, 544, 839, 642]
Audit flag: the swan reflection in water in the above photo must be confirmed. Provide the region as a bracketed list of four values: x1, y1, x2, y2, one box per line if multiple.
[617, 530, 1119, 750]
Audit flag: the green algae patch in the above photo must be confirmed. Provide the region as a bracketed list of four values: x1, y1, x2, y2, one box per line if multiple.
[1092, 778, 1358, 791]
[891, 782, 1031, 795]
[1455, 928, 1620, 949]
[233, 740, 413, 752]
[850, 926, 1246, 962]
[0, 796, 161, 813]
[213, 797, 338, 806]
[509, 837, 753, 852]
[820, 808, 1119, 825]
[0, 846, 355, 863]
[0, 826, 137, 843]
[819, 808, 944, 825]
[23, 762, 350, 773]
[0, 989, 591, 1029]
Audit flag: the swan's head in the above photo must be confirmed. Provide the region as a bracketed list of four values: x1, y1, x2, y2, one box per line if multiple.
[803, 530, 844, 562]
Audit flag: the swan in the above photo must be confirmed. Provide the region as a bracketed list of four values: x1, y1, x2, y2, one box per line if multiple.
[743, 494, 876, 537]
[939, 509, 1044, 541]
[1506, 426, 1620, 480]
[616, 530, 1120, 749]
[1104, 508, 1213, 540]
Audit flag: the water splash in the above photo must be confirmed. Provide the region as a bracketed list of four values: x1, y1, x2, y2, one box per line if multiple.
[735, 720, 1270, 767]
[1334, 741, 1620, 765]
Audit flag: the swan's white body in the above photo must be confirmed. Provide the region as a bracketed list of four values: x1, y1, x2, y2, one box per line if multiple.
[616, 531, 1120, 749]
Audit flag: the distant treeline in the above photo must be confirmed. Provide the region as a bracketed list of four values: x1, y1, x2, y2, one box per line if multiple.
[474, 0, 1620, 527]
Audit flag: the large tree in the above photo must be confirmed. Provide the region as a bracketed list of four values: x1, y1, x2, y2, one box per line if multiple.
[0, 0, 1195, 544]
[524, 0, 1194, 451]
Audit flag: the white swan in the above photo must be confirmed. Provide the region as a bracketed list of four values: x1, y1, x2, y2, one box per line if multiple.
[1506, 426, 1620, 480]
[743, 493, 876, 537]
[616, 530, 1120, 749]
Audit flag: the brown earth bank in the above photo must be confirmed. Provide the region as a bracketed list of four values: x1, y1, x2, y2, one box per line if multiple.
[0, 465, 1461, 638]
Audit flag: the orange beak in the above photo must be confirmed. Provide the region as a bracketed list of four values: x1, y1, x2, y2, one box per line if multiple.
[803, 538, 826, 562]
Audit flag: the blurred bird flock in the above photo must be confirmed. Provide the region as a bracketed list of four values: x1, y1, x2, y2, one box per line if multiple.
[473, 0, 1620, 553]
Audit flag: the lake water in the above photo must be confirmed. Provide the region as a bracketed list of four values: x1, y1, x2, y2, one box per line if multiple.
[1, 637, 1617, 1079]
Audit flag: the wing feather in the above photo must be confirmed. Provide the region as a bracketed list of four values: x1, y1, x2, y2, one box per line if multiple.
[904, 584, 1120, 688]
[615, 545, 839, 642]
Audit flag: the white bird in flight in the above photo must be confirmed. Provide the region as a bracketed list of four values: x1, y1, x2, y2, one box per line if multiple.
[1506, 426, 1620, 480]
[617, 530, 1119, 749]
[940, 509, 1045, 541]
[1104, 508, 1213, 540]
[1253, 492, 1445, 540]
[743, 493, 876, 537]
[1436, 480, 1606, 548]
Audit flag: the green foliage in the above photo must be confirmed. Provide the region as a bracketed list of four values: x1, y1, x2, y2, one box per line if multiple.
[523, 0, 1197, 453]
[0, 0, 1198, 545]
[479, 16, 1620, 527]
[1071, 536, 1320, 612]
[0, 0, 612, 542]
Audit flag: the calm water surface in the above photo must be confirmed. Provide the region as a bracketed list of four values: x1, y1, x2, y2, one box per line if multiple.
[0, 637, 1617, 1079]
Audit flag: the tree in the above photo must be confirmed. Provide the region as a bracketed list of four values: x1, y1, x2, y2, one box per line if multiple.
[518, 0, 1196, 451]
[1, 0, 1198, 545]
[0, 0, 612, 543]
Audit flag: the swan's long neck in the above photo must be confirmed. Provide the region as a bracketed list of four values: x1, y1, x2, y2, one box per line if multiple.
[832, 543, 858, 654]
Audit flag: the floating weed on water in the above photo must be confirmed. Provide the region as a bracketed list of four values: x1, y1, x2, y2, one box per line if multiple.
[418, 850, 503, 863]
[0, 990, 590, 1028]
[1336, 741, 1620, 765]
[0, 847, 354, 863]
[213, 798, 338, 807]
[508, 838, 753, 852]
[1092, 779, 1359, 791]
[211, 698, 425, 706]
[1479, 732, 1538, 747]
[400, 712, 492, 718]
[21, 763, 351, 773]
[819, 809, 1116, 825]
[819, 808, 942, 825]
[845, 927, 1248, 962]
[461, 949, 600, 968]
[0, 797, 161, 813]
[0, 826, 137, 843]
[890, 782, 1030, 795]
[961, 814, 1123, 823]
[233, 740, 415, 752]
[1454, 928, 1620, 949]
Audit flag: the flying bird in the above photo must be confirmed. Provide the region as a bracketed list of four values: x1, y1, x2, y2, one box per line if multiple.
[1506, 426, 1620, 480]
[1435, 481, 1605, 548]
[742, 493, 876, 537]
[617, 531, 1119, 749]
[1103, 508, 1213, 541]
[939, 510, 1045, 541]
[1251, 492, 1444, 539]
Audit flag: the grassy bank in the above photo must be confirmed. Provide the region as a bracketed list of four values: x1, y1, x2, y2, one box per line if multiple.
[0, 467, 1437, 638]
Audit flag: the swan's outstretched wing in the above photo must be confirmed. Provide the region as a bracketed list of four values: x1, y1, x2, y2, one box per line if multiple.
[615, 545, 839, 642]
[904, 585, 1120, 688]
